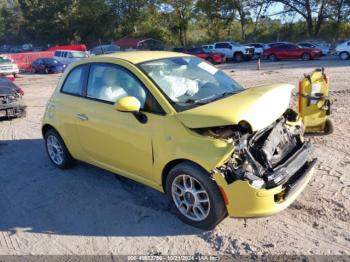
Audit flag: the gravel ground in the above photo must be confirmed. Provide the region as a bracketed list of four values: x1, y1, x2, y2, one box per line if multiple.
[0, 56, 349, 256]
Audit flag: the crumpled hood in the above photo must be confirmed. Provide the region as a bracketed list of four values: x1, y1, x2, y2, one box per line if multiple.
[176, 83, 294, 132]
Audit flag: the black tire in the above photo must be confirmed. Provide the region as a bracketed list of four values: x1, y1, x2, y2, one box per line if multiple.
[206, 57, 215, 64]
[324, 119, 334, 135]
[45, 67, 50, 74]
[13, 73, 17, 78]
[339, 52, 349, 60]
[268, 54, 277, 62]
[233, 52, 243, 63]
[302, 53, 311, 61]
[44, 129, 75, 169]
[165, 162, 227, 230]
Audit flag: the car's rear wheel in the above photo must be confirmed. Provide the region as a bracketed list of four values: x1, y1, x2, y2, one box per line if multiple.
[268, 54, 277, 61]
[206, 57, 214, 64]
[165, 162, 227, 230]
[233, 52, 243, 62]
[340, 52, 349, 60]
[44, 129, 75, 169]
[302, 53, 311, 61]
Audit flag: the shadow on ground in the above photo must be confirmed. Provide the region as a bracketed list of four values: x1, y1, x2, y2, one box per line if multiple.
[0, 139, 200, 237]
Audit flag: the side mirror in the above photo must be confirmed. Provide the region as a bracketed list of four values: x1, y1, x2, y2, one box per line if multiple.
[115, 96, 141, 113]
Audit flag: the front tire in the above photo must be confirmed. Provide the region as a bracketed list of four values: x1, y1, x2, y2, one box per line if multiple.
[44, 129, 75, 169]
[339, 52, 349, 60]
[165, 162, 227, 230]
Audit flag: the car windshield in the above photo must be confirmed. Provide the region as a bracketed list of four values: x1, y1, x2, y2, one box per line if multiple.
[139, 57, 244, 112]
[0, 57, 11, 63]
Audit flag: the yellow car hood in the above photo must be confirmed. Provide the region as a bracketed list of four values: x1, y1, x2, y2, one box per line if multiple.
[176, 84, 294, 132]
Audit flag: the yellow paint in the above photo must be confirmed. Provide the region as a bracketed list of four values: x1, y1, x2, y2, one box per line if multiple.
[298, 69, 330, 132]
[213, 166, 314, 217]
[42, 51, 311, 217]
[115, 96, 141, 112]
[176, 84, 294, 131]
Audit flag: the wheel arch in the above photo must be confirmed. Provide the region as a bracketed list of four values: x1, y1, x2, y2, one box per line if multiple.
[42, 123, 56, 137]
[161, 159, 210, 193]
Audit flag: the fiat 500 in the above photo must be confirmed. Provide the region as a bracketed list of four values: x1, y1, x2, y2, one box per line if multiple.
[42, 51, 316, 229]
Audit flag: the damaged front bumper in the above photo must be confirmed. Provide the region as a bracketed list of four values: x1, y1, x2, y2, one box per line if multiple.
[213, 141, 316, 217]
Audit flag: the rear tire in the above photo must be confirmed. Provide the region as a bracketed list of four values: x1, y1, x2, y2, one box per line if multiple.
[233, 52, 243, 63]
[165, 162, 227, 230]
[206, 57, 214, 64]
[324, 119, 334, 135]
[44, 129, 75, 169]
[339, 52, 349, 60]
[268, 54, 277, 61]
[302, 53, 311, 61]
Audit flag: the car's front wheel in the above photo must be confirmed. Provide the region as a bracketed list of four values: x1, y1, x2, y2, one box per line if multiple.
[339, 51, 349, 60]
[165, 162, 227, 230]
[44, 129, 75, 169]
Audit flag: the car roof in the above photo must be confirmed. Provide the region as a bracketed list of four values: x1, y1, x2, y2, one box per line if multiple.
[89, 51, 191, 64]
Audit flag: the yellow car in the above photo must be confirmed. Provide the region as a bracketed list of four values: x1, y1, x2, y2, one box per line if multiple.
[42, 51, 316, 229]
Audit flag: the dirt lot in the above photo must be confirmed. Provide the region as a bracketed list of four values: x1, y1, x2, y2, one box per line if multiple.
[0, 57, 349, 256]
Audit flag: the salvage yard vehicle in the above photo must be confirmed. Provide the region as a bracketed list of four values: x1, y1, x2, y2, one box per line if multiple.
[263, 43, 322, 61]
[335, 40, 350, 60]
[185, 47, 226, 64]
[42, 51, 315, 229]
[53, 50, 88, 66]
[32, 58, 66, 74]
[0, 77, 26, 119]
[212, 42, 254, 62]
[0, 55, 19, 77]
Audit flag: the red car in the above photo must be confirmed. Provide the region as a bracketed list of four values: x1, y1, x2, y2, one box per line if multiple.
[263, 43, 322, 61]
[186, 47, 225, 64]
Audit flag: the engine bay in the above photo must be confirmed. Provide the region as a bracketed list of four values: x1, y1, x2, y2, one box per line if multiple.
[195, 109, 313, 189]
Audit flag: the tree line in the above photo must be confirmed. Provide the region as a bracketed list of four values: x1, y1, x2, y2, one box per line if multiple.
[0, 0, 349, 48]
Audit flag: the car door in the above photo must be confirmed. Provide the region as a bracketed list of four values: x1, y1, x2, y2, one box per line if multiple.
[286, 44, 301, 59]
[51, 64, 90, 156]
[75, 62, 164, 185]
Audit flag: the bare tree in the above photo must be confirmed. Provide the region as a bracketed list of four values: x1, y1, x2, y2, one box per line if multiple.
[268, 0, 331, 37]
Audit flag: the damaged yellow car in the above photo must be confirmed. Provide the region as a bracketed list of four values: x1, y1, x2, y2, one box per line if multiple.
[42, 51, 316, 229]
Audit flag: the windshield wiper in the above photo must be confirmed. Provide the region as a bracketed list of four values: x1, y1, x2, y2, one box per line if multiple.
[183, 98, 208, 105]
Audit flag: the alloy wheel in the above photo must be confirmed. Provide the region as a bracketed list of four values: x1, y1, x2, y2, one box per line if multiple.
[171, 174, 210, 221]
[46, 135, 64, 165]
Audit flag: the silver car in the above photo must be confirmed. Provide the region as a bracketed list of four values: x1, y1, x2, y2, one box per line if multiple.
[0, 56, 19, 77]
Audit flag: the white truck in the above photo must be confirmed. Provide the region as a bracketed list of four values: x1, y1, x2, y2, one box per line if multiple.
[212, 41, 254, 62]
[335, 40, 350, 60]
[0, 56, 19, 77]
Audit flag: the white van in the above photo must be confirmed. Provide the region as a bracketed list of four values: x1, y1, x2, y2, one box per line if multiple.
[53, 50, 88, 65]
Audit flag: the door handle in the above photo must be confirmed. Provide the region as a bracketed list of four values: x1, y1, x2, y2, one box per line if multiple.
[75, 113, 88, 121]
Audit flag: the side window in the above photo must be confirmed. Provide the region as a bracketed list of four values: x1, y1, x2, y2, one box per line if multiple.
[215, 43, 224, 48]
[54, 51, 61, 57]
[61, 65, 87, 95]
[86, 64, 164, 114]
[87, 64, 148, 108]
